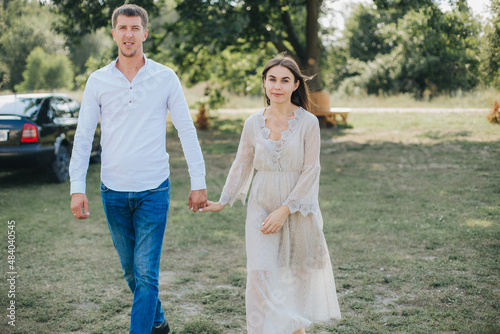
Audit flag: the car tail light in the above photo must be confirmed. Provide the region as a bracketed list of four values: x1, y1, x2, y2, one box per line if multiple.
[21, 123, 39, 143]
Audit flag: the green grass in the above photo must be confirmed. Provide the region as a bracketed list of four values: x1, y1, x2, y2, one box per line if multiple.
[0, 110, 499, 333]
[329, 87, 500, 108]
[64, 86, 500, 110]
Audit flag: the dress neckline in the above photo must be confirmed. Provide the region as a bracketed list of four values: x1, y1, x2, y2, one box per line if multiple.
[257, 107, 305, 170]
[258, 107, 304, 143]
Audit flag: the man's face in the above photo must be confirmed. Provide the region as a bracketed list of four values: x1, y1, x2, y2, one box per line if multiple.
[112, 15, 148, 58]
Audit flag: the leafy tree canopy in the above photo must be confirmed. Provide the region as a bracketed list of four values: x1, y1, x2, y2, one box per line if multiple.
[15, 47, 75, 92]
[50, 0, 159, 43]
[479, 0, 500, 88]
[0, 0, 67, 91]
[163, 0, 325, 90]
[51, 0, 328, 91]
[327, 0, 481, 97]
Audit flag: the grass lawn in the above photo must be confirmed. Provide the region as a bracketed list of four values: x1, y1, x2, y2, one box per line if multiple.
[0, 110, 499, 334]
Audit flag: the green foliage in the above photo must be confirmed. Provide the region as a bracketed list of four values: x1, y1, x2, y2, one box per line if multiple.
[44, 53, 75, 90]
[75, 55, 113, 90]
[15, 47, 75, 92]
[333, 1, 481, 97]
[0, 0, 67, 91]
[479, 0, 500, 88]
[159, 0, 326, 91]
[15, 47, 46, 91]
[153, 39, 274, 102]
[50, 0, 159, 43]
[343, 4, 389, 62]
[373, 0, 436, 21]
[2, 0, 493, 100]
[69, 28, 114, 76]
[0, 61, 9, 89]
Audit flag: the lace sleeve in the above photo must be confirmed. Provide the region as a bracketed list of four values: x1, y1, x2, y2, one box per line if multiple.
[219, 117, 255, 206]
[283, 118, 321, 216]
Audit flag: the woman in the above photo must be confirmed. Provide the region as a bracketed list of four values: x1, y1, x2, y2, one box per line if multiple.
[202, 55, 341, 333]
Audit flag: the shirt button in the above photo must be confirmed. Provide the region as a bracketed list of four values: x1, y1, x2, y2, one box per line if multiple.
[129, 101, 132, 103]
[130, 87, 132, 89]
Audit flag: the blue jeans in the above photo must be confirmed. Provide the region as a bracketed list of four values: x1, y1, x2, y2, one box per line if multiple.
[101, 178, 170, 334]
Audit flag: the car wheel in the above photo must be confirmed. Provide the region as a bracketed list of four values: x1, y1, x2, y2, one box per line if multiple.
[48, 145, 70, 183]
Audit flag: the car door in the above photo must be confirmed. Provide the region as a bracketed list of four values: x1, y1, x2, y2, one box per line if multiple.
[36, 98, 59, 148]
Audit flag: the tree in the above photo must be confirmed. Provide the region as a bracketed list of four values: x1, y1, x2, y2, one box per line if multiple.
[69, 29, 114, 76]
[157, 0, 327, 91]
[50, 0, 159, 43]
[15, 47, 75, 92]
[51, 0, 331, 92]
[333, 0, 480, 97]
[343, 4, 388, 63]
[44, 54, 75, 90]
[0, 0, 67, 91]
[0, 5, 8, 89]
[479, 0, 500, 88]
[15, 47, 46, 91]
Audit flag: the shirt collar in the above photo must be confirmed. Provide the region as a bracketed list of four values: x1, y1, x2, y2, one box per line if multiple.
[109, 54, 149, 77]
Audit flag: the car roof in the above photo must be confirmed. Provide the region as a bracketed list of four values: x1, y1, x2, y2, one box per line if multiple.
[0, 93, 73, 101]
[0, 93, 75, 117]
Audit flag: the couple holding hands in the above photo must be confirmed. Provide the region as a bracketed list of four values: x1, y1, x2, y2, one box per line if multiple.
[69, 4, 340, 334]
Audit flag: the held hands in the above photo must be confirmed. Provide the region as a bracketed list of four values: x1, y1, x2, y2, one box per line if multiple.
[260, 205, 290, 234]
[200, 200, 226, 212]
[71, 193, 90, 220]
[188, 189, 208, 212]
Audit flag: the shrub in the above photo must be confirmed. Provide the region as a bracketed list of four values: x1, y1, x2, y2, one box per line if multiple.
[15, 47, 74, 92]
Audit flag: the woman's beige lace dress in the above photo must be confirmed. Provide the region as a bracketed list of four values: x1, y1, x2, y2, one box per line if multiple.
[219, 107, 341, 334]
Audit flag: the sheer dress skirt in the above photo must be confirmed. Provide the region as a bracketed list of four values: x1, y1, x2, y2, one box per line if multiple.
[245, 170, 341, 334]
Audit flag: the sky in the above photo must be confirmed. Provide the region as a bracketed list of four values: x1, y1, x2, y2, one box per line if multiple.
[439, 0, 491, 16]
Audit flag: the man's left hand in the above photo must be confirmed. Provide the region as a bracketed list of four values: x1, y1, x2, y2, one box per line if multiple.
[188, 189, 208, 212]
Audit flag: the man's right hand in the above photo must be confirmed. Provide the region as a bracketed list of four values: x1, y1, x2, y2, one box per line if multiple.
[71, 193, 90, 219]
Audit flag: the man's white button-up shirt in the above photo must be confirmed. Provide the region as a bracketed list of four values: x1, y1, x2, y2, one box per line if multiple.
[69, 56, 206, 194]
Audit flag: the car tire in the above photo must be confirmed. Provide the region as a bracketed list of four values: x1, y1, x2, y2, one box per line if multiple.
[48, 145, 71, 183]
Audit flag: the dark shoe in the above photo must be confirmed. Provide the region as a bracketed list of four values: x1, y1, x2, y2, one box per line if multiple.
[151, 319, 170, 334]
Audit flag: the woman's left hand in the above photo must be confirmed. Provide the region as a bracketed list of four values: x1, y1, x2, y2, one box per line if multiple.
[260, 206, 290, 234]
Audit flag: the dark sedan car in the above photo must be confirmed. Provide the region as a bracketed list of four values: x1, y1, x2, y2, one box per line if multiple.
[0, 93, 101, 182]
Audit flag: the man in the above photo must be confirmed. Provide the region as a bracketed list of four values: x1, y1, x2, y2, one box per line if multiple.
[69, 4, 207, 334]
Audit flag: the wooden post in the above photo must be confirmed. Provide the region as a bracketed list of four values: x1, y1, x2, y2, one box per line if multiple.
[196, 103, 209, 130]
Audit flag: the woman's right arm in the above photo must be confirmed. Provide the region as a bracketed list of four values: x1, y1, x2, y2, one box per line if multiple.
[201, 200, 226, 212]
[204, 116, 256, 212]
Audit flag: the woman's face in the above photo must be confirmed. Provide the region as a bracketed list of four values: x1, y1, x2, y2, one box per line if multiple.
[264, 65, 300, 106]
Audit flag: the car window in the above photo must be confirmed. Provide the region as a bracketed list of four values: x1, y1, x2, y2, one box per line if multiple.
[66, 98, 80, 117]
[0, 97, 42, 117]
[51, 97, 79, 118]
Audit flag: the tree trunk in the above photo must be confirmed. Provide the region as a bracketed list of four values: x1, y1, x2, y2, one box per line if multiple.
[305, 0, 323, 91]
